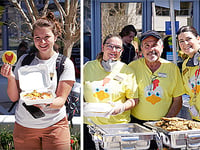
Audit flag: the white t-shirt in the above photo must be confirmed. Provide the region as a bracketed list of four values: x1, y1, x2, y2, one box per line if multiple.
[14, 52, 75, 128]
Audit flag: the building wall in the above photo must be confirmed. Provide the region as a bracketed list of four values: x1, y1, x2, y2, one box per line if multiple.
[86, 0, 200, 60]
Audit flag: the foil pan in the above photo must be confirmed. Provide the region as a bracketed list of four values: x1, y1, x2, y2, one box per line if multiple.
[144, 121, 200, 149]
[88, 123, 156, 150]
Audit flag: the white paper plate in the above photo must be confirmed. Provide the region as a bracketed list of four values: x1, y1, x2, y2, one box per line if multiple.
[84, 103, 113, 117]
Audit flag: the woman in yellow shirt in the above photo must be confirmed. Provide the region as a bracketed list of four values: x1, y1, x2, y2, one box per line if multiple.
[177, 26, 200, 121]
[83, 34, 138, 150]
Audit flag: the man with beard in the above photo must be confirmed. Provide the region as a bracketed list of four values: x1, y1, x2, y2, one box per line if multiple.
[128, 30, 185, 149]
[128, 30, 185, 123]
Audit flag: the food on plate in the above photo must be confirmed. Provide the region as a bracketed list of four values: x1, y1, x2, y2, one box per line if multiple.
[23, 90, 53, 100]
[2, 51, 17, 65]
[155, 117, 200, 131]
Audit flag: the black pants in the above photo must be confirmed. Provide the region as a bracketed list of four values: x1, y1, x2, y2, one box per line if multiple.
[130, 115, 148, 124]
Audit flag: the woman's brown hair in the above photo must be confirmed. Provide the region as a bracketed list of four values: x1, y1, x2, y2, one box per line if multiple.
[119, 25, 137, 37]
[177, 26, 198, 37]
[32, 12, 62, 37]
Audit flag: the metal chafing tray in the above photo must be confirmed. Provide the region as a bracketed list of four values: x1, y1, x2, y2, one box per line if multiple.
[144, 121, 200, 149]
[88, 123, 157, 150]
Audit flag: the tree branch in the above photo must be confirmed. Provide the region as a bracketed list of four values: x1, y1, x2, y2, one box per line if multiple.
[42, 0, 50, 16]
[23, 0, 36, 22]
[53, 0, 66, 27]
[65, 0, 69, 16]
[68, 0, 78, 24]
[8, 0, 80, 58]
[53, 0, 66, 17]
[28, 0, 39, 19]
[8, 0, 32, 30]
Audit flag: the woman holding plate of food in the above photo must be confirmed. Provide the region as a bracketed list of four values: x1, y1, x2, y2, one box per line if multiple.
[0, 12, 75, 150]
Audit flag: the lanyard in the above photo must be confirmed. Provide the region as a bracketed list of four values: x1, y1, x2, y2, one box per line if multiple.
[151, 74, 159, 91]
[192, 66, 200, 103]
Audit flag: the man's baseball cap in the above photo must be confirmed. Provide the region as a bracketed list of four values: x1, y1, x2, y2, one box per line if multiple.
[140, 30, 162, 42]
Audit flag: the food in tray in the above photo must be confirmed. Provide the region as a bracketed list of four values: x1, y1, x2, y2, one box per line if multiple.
[2, 51, 17, 65]
[23, 90, 53, 100]
[155, 117, 200, 131]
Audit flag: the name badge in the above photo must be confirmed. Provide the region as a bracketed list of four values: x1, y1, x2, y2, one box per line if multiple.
[114, 75, 124, 82]
[158, 72, 167, 78]
[189, 105, 199, 117]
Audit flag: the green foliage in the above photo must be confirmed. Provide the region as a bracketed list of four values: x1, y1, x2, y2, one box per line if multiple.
[0, 6, 4, 21]
[70, 126, 80, 150]
[71, 134, 80, 150]
[0, 125, 80, 150]
[0, 128, 14, 150]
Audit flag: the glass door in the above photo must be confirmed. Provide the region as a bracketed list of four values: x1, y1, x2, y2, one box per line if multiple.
[101, 2, 142, 40]
[100, 2, 143, 57]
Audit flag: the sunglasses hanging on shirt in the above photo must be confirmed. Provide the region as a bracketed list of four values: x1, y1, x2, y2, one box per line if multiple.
[186, 51, 200, 67]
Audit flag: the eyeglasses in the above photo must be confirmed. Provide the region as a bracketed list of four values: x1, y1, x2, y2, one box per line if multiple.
[105, 43, 123, 52]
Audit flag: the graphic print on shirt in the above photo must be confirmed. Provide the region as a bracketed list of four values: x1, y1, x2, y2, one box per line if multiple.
[92, 78, 112, 101]
[188, 68, 200, 94]
[144, 79, 163, 105]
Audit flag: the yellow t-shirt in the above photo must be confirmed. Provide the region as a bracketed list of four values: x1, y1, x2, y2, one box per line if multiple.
[128, 58, 185, 120]
[182, 58, 200, 121]
[84, 59, 138, 125]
